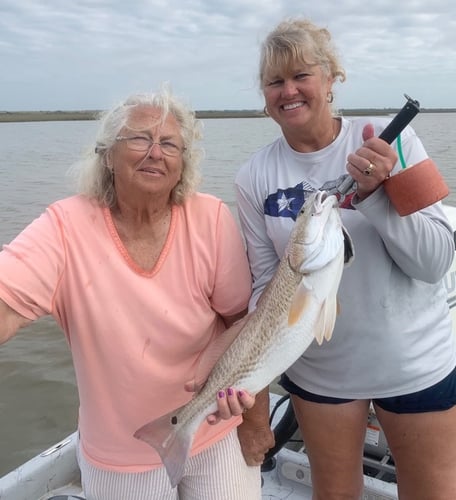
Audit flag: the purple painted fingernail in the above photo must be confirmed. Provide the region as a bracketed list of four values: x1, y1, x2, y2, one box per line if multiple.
[238, 390, 244, 397]
[227, 387, 234, 396]
[218, 391, 225, 398]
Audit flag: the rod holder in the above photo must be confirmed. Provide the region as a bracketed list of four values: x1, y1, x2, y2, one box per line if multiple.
[383, 158, 449, 216]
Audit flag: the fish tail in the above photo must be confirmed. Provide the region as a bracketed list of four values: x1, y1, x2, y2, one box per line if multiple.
[134, 412, 193, 488]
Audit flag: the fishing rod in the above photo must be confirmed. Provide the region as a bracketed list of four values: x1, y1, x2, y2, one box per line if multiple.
[332, 93, 420, 197]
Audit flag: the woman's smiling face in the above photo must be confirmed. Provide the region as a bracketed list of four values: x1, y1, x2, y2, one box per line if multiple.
[109, 106, 185, 203]
[262, 63, 333, 134]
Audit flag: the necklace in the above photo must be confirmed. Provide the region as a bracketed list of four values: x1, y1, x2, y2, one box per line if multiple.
[331, 118, 339, 143]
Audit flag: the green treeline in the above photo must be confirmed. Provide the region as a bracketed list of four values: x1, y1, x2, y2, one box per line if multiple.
[0, 108, 455, 123]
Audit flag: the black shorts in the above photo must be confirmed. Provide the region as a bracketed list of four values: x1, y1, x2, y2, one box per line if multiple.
[280, 366, 456, 414]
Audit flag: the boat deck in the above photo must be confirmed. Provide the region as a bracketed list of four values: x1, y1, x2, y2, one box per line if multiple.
[0, 393, 399, 500]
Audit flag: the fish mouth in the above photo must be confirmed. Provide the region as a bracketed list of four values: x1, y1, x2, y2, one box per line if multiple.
[304, 190, 339, 250]
[312, 190, 338, 215]
[288, 190, 343, 273]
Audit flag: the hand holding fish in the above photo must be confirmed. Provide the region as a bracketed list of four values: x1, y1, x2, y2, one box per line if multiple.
[206, 387, 256, 424]
[237, 388, 275, 465]
[346, 123, 398, 201]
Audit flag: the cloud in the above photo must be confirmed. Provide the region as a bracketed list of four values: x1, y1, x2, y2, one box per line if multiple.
[1, 0, 455, 110]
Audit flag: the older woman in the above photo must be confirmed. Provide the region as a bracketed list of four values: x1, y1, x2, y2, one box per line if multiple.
[0, 89, 261, 499]
[235, 18, 456, 499]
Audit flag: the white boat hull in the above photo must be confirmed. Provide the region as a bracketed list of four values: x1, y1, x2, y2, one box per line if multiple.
[0, 395, 399, 500]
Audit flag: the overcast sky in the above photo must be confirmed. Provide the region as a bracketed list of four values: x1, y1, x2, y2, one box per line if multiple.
[1, 0, 455, 112]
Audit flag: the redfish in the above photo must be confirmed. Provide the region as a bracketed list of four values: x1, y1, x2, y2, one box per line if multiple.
[134, 190, 353, 487]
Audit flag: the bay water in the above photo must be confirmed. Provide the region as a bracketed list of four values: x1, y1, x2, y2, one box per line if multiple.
[0, 113, 455, 475]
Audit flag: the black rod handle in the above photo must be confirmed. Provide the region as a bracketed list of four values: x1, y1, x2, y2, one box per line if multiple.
[378, 94, 420, 144]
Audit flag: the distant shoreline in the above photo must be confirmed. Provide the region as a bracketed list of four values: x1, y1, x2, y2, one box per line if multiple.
[0, 108, 455, 123]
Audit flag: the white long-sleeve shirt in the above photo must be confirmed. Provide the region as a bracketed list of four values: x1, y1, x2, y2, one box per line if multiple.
[235, 116, 456, 399]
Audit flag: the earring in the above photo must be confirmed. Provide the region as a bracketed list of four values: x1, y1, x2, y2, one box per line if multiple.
[327, 92, 334, 104]
[263, 106, 270, 117]
[106, 165, 114, 183]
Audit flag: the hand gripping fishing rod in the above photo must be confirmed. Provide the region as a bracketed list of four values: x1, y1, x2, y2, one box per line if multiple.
[331, 93, 420, 197]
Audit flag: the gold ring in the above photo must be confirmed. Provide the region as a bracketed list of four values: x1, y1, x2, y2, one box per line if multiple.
[363, 162, 376, 176]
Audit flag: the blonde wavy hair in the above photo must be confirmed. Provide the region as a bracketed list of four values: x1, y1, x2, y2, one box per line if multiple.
[73, 87, 203, 207]
[259, 18, 346, 89]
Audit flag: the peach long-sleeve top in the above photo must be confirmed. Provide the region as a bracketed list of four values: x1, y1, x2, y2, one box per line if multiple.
[0, 192, 252, 471]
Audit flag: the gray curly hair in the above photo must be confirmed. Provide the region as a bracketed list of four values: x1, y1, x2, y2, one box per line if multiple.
[73, 87, 203, 207]
[259, 18, 346, 89]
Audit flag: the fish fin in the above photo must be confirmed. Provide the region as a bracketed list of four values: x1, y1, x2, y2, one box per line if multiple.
[288, 279, 312, 326]
[185, 315, 250, 393]
[134, 411, 192, 488]
[313, 302, 326, 345]
[324, 301, 337, 342]
[326, 297, 342, 341]
[314, 295, 338, 345]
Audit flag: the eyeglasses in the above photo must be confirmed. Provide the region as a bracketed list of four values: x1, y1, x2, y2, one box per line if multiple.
[115, 136, 186, 157]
